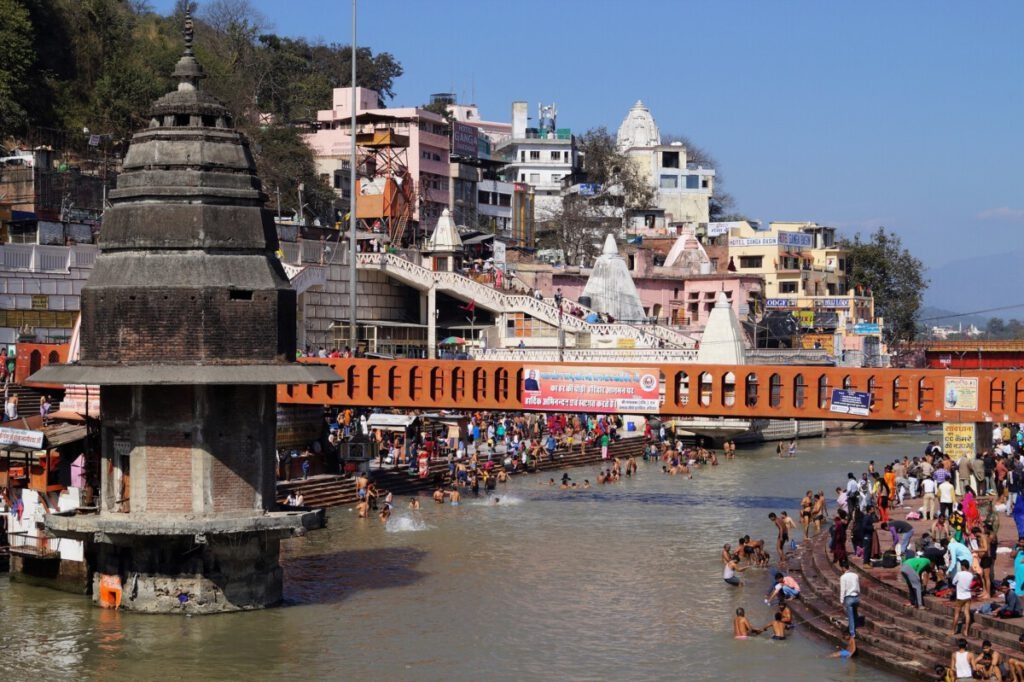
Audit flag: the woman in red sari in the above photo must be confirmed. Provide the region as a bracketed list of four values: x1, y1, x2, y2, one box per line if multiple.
[830, 510, 849, 564]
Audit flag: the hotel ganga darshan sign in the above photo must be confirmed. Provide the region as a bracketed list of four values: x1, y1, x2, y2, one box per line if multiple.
[521, 365, 660, 414]
[728, 232, 813, 248]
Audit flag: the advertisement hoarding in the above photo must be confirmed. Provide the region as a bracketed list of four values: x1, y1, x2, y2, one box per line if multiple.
[829, 389, 871, 417]
[943, 423, 976, 460]
[943, 377, 979, 411]
[521, 365, 660, 414]
[451, 122, 478, 159]
[0, 426, 44, 449]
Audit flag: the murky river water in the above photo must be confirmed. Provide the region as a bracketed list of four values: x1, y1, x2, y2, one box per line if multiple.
[0, 430, 930, 681]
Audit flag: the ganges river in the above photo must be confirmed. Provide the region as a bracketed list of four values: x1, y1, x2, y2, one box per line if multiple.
[0, 429, 928, 681]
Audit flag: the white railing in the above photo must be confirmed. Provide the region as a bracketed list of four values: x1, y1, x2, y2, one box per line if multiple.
[477, 347, 699, 363]
[284, 263, 328, 294]
[357, 252, 688, 348]
[0, 244, 85, 273]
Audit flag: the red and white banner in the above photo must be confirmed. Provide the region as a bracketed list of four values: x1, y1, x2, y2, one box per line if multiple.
[521, 365, 660, 414]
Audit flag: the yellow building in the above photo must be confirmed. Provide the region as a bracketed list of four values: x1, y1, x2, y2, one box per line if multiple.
[723, 221, 848, 298]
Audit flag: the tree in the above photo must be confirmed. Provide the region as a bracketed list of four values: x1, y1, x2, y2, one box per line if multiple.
[249, 124, 335, 224]
[986, 317, 1006, 338]
[536, 196, 617, 267]
[0, 0, 37, 139]
[576, 127, 653, 209]
[662, 132, 746, 222]
[840, 227, 928, 345]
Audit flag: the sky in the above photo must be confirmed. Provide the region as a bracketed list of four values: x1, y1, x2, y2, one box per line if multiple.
[153, 1, 1024, 312]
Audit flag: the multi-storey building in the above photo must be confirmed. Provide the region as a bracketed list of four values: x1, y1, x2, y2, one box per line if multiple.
[493, 102, 578, 221]
[616, 101, 715, 228]
[304, 87, 452, 236]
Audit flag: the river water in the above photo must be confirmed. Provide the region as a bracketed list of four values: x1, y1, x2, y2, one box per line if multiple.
[0, 430, 928, 681]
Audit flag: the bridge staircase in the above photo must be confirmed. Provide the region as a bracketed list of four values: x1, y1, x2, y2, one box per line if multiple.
[356, 252, 695, 349]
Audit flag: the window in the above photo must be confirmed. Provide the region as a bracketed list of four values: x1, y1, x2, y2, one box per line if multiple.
[529, 150, 541, 160]
[685, 175, 700, 189]
[498, 193, 511, 207]
[739, 255, 763, 269]
[520, 174, 526, 182]
[478, 190, 490, 204]
[529, 173, 540, 183]
[661, 151, 680, 168]
[659, 174, 678, 189]
[780, 282, 798, 294]
[551, 151, 562, 161]
[521, 151, 526, 162]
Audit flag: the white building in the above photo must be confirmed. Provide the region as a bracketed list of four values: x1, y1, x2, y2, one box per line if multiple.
[616, 100, 715, 228]
[494, 102, 578, 221]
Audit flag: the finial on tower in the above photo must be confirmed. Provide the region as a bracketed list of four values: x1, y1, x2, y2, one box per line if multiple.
[184, 10, 195, 56]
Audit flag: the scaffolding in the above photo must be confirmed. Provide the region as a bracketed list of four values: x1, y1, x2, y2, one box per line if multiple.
[354, 115, 416, 246]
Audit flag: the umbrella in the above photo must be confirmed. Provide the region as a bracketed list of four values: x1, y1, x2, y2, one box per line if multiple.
[439, 336, 466, 345]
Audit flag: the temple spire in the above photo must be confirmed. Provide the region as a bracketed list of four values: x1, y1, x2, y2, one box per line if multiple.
[172, 9, 204, 91]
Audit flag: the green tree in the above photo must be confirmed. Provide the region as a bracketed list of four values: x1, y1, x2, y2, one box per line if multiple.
[577, 127, 654, 209]
[986, 317, 1006, 338]
[249, 125, 335, 224]
[0, 0, 35, 139]
[840, 227, 928, 345]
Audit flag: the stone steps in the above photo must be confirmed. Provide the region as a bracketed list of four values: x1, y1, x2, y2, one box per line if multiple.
[789, 539, 946, 677]
[793, 530, 1024, 676]
[274, 436, 649, 509]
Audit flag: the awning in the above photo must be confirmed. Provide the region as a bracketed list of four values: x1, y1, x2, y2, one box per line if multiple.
[462, 234, 494, 245]
[43, 422, 87, 448]
[365, 414, 417, 431]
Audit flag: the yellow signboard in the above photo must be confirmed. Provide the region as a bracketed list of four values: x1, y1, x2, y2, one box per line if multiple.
[31, 295, 48, 310]
[615, 338, 636, 349]
[943, 423, 976, 460]
[944, 377, 979, 411]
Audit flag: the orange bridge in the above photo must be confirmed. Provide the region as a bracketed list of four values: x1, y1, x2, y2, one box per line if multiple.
[277, 359, 1024, 423]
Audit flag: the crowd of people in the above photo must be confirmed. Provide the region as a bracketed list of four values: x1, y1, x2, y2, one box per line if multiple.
[779, 430, 1024, 679]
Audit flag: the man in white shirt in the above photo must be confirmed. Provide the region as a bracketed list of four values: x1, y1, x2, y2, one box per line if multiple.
[921, 476, 938, 520]
[839, 559, 860, 637]
[938, 478, 957, 519]
[950, 559, 974, 637]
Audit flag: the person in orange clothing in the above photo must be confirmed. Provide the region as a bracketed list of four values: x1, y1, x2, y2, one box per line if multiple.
[885, 464, 898, 507]
[873, 472, 890, 524]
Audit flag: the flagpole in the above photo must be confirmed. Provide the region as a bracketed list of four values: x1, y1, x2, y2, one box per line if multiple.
[347, 0, 358, 353]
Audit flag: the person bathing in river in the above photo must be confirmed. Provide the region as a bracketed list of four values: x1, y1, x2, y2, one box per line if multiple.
[724, 553, 750, 586]
[733, 608, 761, 639]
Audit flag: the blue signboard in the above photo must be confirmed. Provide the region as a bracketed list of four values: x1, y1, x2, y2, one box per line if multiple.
[830, 389, 871, 417]
[852, 323, 880, 335]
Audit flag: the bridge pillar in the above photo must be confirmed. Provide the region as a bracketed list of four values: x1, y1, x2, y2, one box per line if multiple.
[427, 285, 437, 360]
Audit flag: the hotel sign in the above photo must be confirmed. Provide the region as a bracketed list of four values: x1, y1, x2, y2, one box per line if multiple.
[451, 122, 478, 159]
[728, 232, 813, 248]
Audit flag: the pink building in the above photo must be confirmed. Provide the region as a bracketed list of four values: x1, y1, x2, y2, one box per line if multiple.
[304, 87, 451, 232]
[538, 235, 763, 329]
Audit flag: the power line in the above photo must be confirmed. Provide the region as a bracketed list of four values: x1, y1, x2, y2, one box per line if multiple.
[919, 303, 1024, 322]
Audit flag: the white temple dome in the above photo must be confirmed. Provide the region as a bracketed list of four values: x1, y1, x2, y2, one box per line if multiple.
[616, 100, 661, 152]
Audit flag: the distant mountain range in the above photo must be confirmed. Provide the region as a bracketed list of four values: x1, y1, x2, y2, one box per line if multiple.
[925, 249, 1024, 320]
[917, 305, 990, 330]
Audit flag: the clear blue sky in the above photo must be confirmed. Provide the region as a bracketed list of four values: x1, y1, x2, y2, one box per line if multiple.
[154, 1, 1023, 309]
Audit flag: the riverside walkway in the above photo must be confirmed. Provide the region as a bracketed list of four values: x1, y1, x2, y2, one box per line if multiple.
[790, 501, 1024, 679]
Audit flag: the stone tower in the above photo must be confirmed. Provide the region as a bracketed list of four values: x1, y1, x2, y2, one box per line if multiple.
[33, 15, 336, 613]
